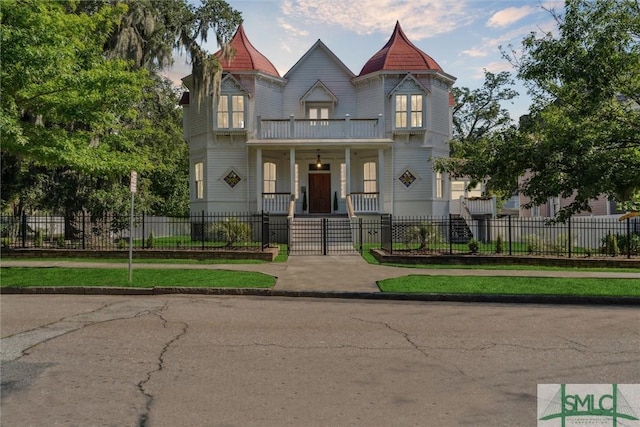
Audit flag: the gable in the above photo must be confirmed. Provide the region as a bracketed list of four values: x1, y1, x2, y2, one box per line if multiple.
[220, 74, 249, 95]
[284, 40, 355, 80]
[300, 80, 338, 104]
[389, 74, 429, 96]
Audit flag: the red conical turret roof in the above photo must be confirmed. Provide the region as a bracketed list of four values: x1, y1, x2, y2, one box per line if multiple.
[359, 22, 443, 76]
[215, 24, 280, 77]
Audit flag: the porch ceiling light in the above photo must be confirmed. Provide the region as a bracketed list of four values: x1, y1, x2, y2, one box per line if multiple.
[316, 150, 322, 168]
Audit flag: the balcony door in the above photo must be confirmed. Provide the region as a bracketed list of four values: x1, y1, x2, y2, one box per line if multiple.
[309, 173, 331, 213]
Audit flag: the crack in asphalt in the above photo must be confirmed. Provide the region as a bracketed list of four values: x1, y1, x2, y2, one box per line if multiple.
[1, 300, 168, 362]
[136, 303, 189, 427]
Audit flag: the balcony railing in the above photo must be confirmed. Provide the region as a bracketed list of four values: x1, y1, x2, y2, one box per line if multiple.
[256, 115, 384, 140]
[461, 196, 497, 217]
[349, 192, 379, 213]
[262, 193, 291, 214]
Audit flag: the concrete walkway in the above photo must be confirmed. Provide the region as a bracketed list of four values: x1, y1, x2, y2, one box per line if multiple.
[2, 256, 639, 294]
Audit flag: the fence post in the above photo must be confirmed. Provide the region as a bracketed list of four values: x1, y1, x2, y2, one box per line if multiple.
[448, 214, 453, 255]
[627, 217, 632, 259]
[21, 213, 27, 248]
[508, 215, 512, 256]
[322, 217, 327, 255]
[82, 211, 86, 250]
[567, 216, 572, 258]
[201, 210, 205, 251]
[359, 217, 363, 254]
[141, 211, 145, 249]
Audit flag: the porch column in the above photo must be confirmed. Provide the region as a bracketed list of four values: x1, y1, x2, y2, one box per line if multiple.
[378, 148, 385, 213]
[345, 147, 351, 196]
[290, 148, 296, 197]
[256, 148, 262, 212]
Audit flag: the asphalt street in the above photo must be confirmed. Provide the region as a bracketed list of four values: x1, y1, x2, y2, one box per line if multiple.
[2, 295, 638, 426]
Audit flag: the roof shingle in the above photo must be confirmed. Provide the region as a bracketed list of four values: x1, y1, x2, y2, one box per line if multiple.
[214, 24, 280, 77]
[359, 21, 444, 76]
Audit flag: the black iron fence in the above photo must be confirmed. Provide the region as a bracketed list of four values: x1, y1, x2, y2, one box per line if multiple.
[354, 214, 640, 258]
[0, 212, 287, 251]
[2, 212, 639, 258]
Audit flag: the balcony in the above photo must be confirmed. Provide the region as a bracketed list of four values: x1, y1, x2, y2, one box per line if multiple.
[256, 115, 385, 140]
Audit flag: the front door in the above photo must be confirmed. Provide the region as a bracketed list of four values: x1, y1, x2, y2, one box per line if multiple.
[309, 173, 331, 213]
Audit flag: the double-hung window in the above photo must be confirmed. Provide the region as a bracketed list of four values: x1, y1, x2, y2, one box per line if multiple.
[364, 162, 377, 193]
[263, 162, 276, 194]
[217, 95, 245, 129]
[308, 106, 329, 126]
[194, 162, 204, 199]
[394, 94, 423, 128]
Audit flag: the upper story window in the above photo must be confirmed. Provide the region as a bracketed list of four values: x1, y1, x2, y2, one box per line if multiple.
[217, 94, 245, 129]
[395, 94, 423, 128]
[308, 105, 330, 126]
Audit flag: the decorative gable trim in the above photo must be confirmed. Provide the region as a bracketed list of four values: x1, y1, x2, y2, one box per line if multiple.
[220, 74, 250, 95]
[388, 73, 429, 97]
[300, 80, 339, 105]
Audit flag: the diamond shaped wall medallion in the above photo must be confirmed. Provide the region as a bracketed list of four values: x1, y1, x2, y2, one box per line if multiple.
[224, 170, 241, 188]
[399, 170, 417, 188]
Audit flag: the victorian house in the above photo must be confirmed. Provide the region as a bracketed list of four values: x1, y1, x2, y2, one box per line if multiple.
[180, 22, 456, 218]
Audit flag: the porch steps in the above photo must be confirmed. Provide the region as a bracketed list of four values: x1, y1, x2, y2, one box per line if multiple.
[289, 218, 358, 255]
[450, 215, 474, 243]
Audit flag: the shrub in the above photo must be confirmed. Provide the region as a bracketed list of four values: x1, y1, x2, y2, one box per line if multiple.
[524, 234, 545, 254]
[56, 236, 66, 248]
[1, 237, 14, 248]
[208, 218, 251, 247]
[468, 238, 479, 253]
[146, 231, 154, 249]
[550, 232, 569, 256]
[612, 233, 640, 256]
[405, 222, 443, 250]
[495, 234, 503, 254]
[34, 229, 44, 248]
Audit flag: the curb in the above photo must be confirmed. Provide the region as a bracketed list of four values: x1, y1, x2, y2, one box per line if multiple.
[2, 287, 639, 306]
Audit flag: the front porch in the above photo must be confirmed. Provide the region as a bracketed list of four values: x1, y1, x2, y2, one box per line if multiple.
[262, 192, 380, 216]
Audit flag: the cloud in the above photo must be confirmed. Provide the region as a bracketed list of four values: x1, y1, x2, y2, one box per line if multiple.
[472, 61, 513, 78]
[277, 17, 308, 37]
[280, 0, 476, 40]
[487, 6, 534, 28]
[460, 48, 488, 58]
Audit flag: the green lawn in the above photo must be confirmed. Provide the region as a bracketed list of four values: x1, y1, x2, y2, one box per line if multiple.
[378, 275, 640, 297]
[0, 267, 276, 288]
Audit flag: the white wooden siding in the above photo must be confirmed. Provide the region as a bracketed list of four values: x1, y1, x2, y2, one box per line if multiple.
[282, 47, 356, 118]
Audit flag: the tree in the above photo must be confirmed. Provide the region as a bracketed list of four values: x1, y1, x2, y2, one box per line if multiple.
[505, 0, 640, 219]
[434, 71, 519, 200]
[1, 0, 241, 217]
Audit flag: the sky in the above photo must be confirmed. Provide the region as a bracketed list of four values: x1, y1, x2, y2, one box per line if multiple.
[164, 0, 565, 120]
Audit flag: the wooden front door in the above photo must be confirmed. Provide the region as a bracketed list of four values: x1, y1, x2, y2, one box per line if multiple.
[309, 173, 331, 213]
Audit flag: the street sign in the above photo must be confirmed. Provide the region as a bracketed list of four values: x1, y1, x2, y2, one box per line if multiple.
[130, 171, 137, 193]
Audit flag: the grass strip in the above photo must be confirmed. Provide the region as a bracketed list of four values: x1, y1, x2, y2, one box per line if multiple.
[0, 267, 275, 288]
[378, 275, 640, 297]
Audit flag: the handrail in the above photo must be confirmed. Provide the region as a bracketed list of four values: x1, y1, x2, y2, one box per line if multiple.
[287, 194, 295, 220]
[346, 194, 356, 219]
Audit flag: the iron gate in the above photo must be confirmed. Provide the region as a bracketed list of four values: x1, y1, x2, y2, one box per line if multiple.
[289, 217, 358, 255]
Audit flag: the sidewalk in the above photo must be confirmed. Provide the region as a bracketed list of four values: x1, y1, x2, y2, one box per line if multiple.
[2, 256, 639, 297]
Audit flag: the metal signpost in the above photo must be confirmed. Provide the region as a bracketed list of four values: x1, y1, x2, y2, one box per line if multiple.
[129, 171, 137, 282]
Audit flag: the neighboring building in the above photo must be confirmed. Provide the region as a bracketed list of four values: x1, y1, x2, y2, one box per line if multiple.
[519, 194, 625, 217]
[180, 22, 456, 217]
